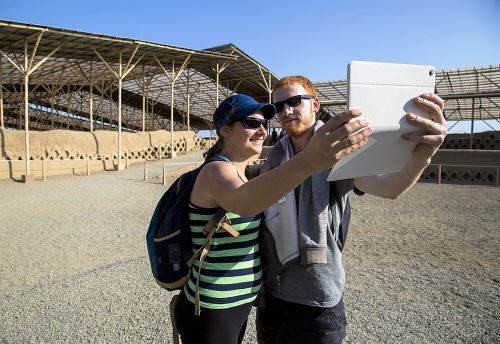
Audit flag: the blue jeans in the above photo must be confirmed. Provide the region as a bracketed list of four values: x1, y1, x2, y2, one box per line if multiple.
[256, 293, 347, 344]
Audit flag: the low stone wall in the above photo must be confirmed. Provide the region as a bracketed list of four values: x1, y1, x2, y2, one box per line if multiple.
[421, 164, 499, 185]
[409, 132, 500, 185]
[420, 149, 500, 185]
[0, 129, 209, 179]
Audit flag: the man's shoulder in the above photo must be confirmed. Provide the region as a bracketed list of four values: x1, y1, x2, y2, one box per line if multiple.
[262, 141, 286, 171]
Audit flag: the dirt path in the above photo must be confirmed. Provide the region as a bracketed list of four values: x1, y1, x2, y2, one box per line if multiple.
[0, 161, 498, 343]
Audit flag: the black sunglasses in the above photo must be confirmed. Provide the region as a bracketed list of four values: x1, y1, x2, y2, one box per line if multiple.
[230, 117, 268, 130]
[273, 94, 315, 113]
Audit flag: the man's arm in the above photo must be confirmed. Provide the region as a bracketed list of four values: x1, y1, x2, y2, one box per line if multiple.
[354, 93, 447, 199]
[245, 163, 262, 180]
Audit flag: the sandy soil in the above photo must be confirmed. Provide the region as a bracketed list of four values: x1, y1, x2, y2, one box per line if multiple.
[0, 154, 498, 343]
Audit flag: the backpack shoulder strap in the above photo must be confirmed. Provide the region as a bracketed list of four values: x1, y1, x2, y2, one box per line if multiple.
[176, 175, 184, 195]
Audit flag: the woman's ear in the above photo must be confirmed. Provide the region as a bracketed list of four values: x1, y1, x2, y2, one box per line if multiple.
[219, 124, 231, 138]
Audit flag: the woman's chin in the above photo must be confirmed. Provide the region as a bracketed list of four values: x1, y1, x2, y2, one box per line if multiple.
[248, 145, 262, 156]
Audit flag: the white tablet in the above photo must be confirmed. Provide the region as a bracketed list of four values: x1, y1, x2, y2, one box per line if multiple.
[327, 61, 436, 181]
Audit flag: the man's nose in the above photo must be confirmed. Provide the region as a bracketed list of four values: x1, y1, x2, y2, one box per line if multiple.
[280, 103, 294, 116]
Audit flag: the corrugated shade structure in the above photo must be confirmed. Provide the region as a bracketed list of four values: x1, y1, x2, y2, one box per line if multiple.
[0, 20, 237, 131]
[199, 44, 280, 103]
[1, 20, 498, 132]
[316, 65, 500, 124]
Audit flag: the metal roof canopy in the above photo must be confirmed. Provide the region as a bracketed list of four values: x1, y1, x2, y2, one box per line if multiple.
[196, 44, 280, 103]
[0, 20, 237, 129]
[316, 65, 500, 128]
[0, 20, 237, 177]
[0, 20, 235, 70]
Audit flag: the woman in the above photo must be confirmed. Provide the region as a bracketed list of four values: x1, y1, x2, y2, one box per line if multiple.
[173, 94, 371, 344]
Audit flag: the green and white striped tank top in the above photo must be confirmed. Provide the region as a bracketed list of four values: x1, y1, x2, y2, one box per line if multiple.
[183, 203, 262, 309]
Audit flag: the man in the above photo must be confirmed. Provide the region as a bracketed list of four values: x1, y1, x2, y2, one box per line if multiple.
[256, 76, 447, 343]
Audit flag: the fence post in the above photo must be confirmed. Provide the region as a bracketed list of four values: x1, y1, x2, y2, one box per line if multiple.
[144, 161, 148, 181]
[126, 154, 129, 169]
[163, 164, 167, 185]
[438, 164, 442, 185]
[87, 158, 90, 176]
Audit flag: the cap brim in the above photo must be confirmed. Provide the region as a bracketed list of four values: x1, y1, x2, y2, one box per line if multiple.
[235, 103, 276, 120]
[258, 103, 276, 120]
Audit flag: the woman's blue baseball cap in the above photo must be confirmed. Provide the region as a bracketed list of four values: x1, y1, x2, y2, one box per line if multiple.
[213, 94, 275, 130]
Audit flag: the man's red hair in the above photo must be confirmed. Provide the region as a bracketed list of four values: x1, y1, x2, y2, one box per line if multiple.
[272, 75, 317, 98]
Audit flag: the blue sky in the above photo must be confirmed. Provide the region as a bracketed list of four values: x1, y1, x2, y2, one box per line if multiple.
[2, 0, 499, 132]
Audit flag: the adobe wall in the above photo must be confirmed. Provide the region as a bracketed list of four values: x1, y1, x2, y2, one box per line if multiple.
[420, 149, 500, 185]
[0, 129, 209, 179]
[420, 131, 500, 185]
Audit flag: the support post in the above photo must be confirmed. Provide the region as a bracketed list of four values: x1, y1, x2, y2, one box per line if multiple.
[117, 52, 123, 170]
[141, 66, 147, 132]
[470, 97, 475, 149]
[0, 59, 3, 129]
[94, 46, 142, 169]
[109, 87, 113, 130]
[23, 68, 31, 179]
[170, 60, 176, 158]
[144, 160, 148, 181]
[142, 89, 146, 132]
[153, 53, 191, 159]
[89, 83, 93, 132]
[163, 164, 167, 185]
[209, 123, 213, 148]
[89, 61, 93, 132]
[438, 164, 442, 185]
[187, 93, 190, 132]
[216, 63, 220, 106]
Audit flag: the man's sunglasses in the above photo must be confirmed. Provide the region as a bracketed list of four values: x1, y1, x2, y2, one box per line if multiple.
[273, 94, 315, 113]
[230, 117, 268, 130]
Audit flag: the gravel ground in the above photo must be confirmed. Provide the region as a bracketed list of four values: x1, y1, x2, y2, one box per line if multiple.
[0, 153, 498, 343]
